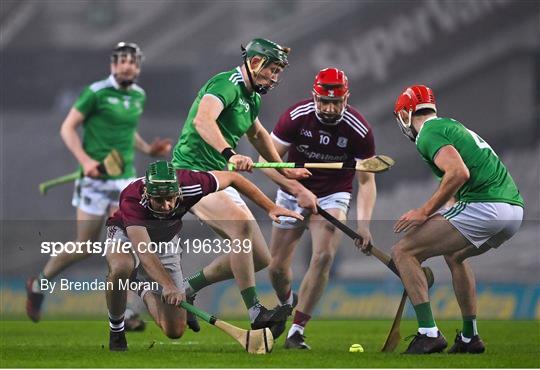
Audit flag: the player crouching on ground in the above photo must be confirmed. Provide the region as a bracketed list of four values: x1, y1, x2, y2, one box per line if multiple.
[380, 85, 524, 354]
[105, 161, 302, 351]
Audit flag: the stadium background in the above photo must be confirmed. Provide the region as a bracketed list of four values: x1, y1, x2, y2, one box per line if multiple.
[1, 0, 539, 321]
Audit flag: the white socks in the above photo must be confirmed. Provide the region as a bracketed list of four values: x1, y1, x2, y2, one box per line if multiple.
[32, 274, 47, 293]
[248, 303, 262, 322]
[281, 291, 294, 306]
[287, 324, 304, 338]
[418, 327, 439, 338]
[31, 279, 41, 293]
[108, 312, 125, 333]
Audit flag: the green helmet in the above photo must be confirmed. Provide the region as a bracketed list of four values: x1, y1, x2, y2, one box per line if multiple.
[145, 161, 179, 197]
[244, 38, 289, 67]
[242, 38, 290, 94]
[145, 161, 180, 219]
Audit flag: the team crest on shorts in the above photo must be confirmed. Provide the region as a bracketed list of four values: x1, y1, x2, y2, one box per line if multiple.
[337, 137, 348, 148]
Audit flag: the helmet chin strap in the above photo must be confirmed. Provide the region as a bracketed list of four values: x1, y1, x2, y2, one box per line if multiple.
[314, 95, 346, 125]
[241, 45, 268, 95]
[114, 73, 136, 88]
[315, 111, 343, 126]
[119, 79, 134, 88]
[143, 190, 181, 219]
[148, 200, 180, 219]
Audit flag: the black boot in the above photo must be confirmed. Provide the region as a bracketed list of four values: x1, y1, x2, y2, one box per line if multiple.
[109, 330, 128, 351]
[402, 331, 447, 354]
[448, 331, 485, 354]
[251, 303, 291, 338]
[284, 331, 311, 350]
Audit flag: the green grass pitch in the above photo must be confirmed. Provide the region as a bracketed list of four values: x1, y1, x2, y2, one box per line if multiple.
[1, 319, 539, 368]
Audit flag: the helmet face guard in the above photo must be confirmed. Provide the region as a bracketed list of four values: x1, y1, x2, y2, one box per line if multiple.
[242, 38, 290, 94]
[312, 68, 350, 125]
[249, 59, 286, 94]
[145, 161, 181, 219]
[111, 42, 144, 87]
[146, 195, 181, 220]
[394, 110, 416, 142]
[393, 85, 437, 141]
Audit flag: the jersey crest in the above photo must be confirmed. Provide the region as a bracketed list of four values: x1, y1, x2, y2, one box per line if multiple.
[337, 137, 348, 148]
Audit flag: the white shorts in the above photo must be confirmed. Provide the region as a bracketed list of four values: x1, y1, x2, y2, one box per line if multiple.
[273, 189, 351, 229]
[106, 225, 185, 294]
[221, 186, 247, 206]
[439, 201, 523, 248]
[72, 177, 134, 216]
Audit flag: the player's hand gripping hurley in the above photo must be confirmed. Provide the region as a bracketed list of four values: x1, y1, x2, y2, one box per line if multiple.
[228, 154, 395, 173]
[39, 149, 124, 195]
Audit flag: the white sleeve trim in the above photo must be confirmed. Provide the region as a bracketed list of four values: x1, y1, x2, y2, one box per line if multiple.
[203, 94, 224, 110]
[208, 171, 220, 192]
[270, 132, 291, 147]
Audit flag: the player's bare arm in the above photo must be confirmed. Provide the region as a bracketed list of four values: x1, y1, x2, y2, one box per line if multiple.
[257, 138, 318, 213]
[355, 171, 376, 248]
[193, 95, 253, 171]
[211, 171, 303, 223]
[394, 145, 470, 233]
[134, 132, 172, 157]
[59, 107, 100, 177]
[125, 225, 184, 305]
[247, 119, 310, 180]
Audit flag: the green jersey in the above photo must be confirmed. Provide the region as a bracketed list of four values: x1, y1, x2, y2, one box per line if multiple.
[74, 75, 146, 179]
[415, 117, 523, 207]
[172, 67, 261, 171]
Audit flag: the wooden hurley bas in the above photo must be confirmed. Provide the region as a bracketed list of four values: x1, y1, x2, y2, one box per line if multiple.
[179, 301, 273, 354]
[39, 149, 124, 195]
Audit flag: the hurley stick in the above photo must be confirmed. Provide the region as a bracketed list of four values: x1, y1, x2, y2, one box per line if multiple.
[39, 149, 124, 195]
[316, 206, 434, 286]
[315, 206, 435, 353]
[179, 301, 273, 354]
[228, 155, 395, 173]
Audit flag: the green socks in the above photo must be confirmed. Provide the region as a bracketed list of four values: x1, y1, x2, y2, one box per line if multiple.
[413, 302, 436, 328]
[240, 286, 259, 310]
[185, 270, 210, 293]
[462, 315, 478, 338]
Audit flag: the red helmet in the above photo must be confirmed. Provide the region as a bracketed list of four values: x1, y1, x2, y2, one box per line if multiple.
[312, 68, 350, 125]
[393, 85, 436, 140]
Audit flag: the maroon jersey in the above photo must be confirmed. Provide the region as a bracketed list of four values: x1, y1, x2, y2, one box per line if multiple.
[272, 99, 375, 197]
[107, 170, 218, 242]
